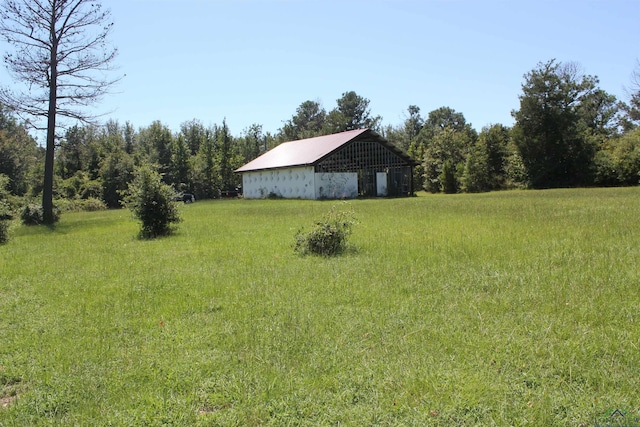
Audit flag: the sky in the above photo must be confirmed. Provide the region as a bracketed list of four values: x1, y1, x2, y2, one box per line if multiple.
[2, 0, 640, 137]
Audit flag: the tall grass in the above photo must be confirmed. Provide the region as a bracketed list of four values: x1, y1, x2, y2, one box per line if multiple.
[1, 188, 639, 426]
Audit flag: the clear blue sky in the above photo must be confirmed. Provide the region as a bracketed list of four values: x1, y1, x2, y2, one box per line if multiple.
[4, 0, 640, 136]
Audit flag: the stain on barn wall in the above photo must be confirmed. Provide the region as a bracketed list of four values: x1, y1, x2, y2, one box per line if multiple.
[315, 172, 358, 199]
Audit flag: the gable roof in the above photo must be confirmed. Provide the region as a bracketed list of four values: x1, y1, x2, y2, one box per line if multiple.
[235, 128, 416, 173]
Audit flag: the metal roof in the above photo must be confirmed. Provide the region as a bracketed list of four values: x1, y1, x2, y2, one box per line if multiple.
[235, 128, 416, 173]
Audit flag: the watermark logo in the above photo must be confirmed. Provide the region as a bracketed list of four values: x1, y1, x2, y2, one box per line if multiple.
[595, 408, 640, 427]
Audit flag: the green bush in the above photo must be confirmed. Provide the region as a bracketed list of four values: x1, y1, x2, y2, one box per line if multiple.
[53, 197, 107, 213]
[122, 165, 181, 239]
[20, 203, 59, 226]
[79, 198, 107, 212]
[0, 220, 8, 244]
[294, 202, 357, 256]
[79, 179, 102, 200]
[0, 203, 10, 244]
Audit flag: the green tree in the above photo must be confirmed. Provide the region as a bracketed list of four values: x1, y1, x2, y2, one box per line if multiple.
[193, 129, 219, 199]
[0, 0, 119, 224]
[413, 107, 476, 191]
[325, 91, 381, 133]
[386, 105, 423, 153]
[180, 119, 207, 155]
[512, 60, 608, 188]
[123, 164, 180, 239]
[595, 128, 640, 186]
[0, 105, 38, 195]
[57, 124, 104, 181]
[424, 107, 469, 136]
[613, 128, 640, 185]
[216, 119, 241, 191]
[577, 88, 619, 140]
[137, 121, 174, 177]
[102, 119, 128, 152]
[123, 121, 136, 155]
[422, 127, 473, 193]
[167, 135, 191, 191]
[280, 100, 327, 140]
[238, 124, 267, 163]
[462, 124, 511, 192]
[461, 143, 490, 193]
[58, 125, 87, 179]
[503, 142, 529, 188]
[100, 148, 134, 208]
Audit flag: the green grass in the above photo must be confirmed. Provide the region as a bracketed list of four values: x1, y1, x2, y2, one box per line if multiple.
[1, 188, 639, 426]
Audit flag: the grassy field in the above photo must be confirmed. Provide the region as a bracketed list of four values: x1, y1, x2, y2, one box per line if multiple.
[1, 188, 639, 426]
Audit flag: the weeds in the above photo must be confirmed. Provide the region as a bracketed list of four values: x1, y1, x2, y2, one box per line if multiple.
[294, 202, 357, 256]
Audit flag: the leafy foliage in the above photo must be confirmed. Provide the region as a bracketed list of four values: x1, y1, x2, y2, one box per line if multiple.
[54, 197, 106, 213]
[512, 60, 618, 188]
[2, 67, 640, 214]
[462, 124, 511, 192]
[594, 128, 640, 186]
[422, 126, 474, 193]
[280, 100, 327, 141]
[0, 174, 12, 243]
[0, 218, 8, 244]
[294, 203, 357, 256]
[325, 91, 381, 133]
[122, 165, 181, 239]
[0, 106, 38, 196]
[100, 148, 134, 208]
[20, 203, 59, 226]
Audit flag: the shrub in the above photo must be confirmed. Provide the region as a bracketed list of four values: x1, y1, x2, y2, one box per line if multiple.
[0, 175, 12, 243]
[122, 165, 181, 239]
[294, 202, 357, 256]
[78, 198, 107, 212]
[20, 203, 59, 226]
[54, 197, 107, 213]
[0, 204, 10, 244]
[0, 220, 8, 244]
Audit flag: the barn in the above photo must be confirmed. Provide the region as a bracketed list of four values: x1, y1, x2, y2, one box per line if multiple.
[235, 129, 418, 199]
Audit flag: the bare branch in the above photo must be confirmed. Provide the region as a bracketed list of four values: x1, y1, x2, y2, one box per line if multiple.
[1, 0, 120, 125]
[0, 0, 121, 224]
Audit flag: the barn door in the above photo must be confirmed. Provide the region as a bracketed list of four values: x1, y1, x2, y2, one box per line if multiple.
[376, 172, 388, 196]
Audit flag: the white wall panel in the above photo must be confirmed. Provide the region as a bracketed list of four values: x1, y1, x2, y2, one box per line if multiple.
[315, 172, 358, 199]
[376, 172, 388, 196]
[241, 167, 315, 199]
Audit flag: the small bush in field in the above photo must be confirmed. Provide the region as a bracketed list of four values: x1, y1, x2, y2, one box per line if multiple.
[20, 203, 59, 226]
[294, 202, 357, 256]
[0, 175, 10, 243]
[0, 220, 8, 244]
[79, 198, 107, 212]
[122, 165, 181, 239]
[0, 206, 10, 243]
[55, 197, 107, 213]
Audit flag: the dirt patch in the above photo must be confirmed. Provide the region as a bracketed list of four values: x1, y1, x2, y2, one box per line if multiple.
[1, 394, 17, 409]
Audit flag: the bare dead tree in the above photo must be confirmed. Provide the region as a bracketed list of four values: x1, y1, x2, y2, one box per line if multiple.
[621, 59, 640, 130]
[0, 0, 119, 224]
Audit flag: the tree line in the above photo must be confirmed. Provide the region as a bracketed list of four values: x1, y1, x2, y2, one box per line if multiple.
[389, 59, 640, 193]
[1, 60, 639, 216]
[1, 1, 639, 225]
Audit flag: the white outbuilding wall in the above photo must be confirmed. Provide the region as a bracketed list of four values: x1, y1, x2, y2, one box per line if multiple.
[242, 166, 316, 199]
[315, 172, 358, 199]
[241, 166, 358, 199]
